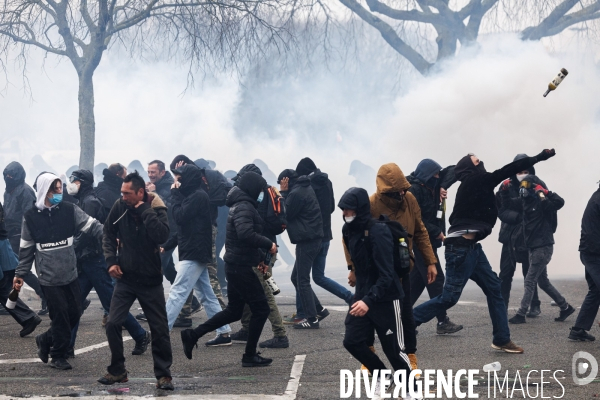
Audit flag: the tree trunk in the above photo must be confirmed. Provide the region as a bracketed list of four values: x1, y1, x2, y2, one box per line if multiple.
[78, 73, 95, 171]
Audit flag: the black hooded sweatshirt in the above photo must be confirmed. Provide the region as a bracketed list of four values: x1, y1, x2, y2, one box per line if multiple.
[339, 187, 403, 307]
[296, 158, 335, 241]
[95, 169, 124, 219]
[281, 175, 323, 244]
[3, 162, 36, 251]
[447, 154, 543, 243]
[580, 185, 600, 255]
[224, 172, 273, 267]
[72, 169, 105, 261]
[163, 164, 212, 262]
[520, 175, 564, 249]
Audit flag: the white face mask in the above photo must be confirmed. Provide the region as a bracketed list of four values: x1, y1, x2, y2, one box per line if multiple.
[344, 215, 355, 224]
[66, 181, 79, 195]
[516, 174, 529, 182]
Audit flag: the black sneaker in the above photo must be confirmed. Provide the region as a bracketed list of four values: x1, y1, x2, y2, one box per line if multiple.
[556, 304, 575, 322]
[259, 336, 289, 349]
[317, 308, 330, 322]
[50, 358, 72, 370]
[135, 312, 147, 322]
[180, 329, 198, 360]
[20, 315, 42, 337]
[132, 331, 150, 355]
[509, 314, 526, 324]
[38, 299, 49, 316]
[156, 376, 174, 390]
[98, 371, 129, 385]
[242, 352, 273, 367]
[36, 333, 50, 363]
[66, 348, 75, 359]
[436, 317, 463, 335]
[526, 304, 541, 318]
[173, 317, 192, 328]
[293, 318, 319, 329]
[569, 328, 596, 342]
[230, 329, 249, 342]
[206, 333, 232, 347]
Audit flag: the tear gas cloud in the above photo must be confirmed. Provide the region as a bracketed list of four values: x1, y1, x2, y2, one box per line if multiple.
[0, 33, 598, 280]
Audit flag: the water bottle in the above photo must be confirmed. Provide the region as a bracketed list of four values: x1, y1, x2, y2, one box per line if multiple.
[483, 362, 501, 373]
[399, 238, 410, 270]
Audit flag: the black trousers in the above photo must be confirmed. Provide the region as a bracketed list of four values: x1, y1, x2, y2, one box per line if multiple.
[40, 280, 82, 359]
[499, 244, 540, 309]
[106, 280, 172, 379]
[574, 252, 600, 331]
[0, 269, 38, 326]
[193, 263, 270, 357]
[410, 248, 446, 322]
[344, 299, 412, 376]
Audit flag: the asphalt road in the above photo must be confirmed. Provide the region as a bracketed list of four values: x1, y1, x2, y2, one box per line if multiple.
[1, 278, 600, 399]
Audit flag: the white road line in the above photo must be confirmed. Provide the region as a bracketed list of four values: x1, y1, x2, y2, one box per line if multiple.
[0, 337, 132, 364]
[283, 354, 306, 399]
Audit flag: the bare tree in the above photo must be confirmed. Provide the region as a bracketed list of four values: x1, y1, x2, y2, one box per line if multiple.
[0, 0, 312, 169]
[337, 0, 600, 75]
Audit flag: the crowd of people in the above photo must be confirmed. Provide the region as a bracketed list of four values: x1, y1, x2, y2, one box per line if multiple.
[1, 149, 599, 399]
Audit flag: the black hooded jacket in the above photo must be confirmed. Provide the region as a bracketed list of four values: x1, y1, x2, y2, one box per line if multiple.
[447, 154, 541, 243]
[163, 165, 212, 262]
[407, 160, 456, 248]
[72, 170, 105, 261]
[281, 176, 323, 244]
[580, 186, 600, 255]
[296, 159, 335, 241]
[339, 188, 403, 307]
[520, 175, 564, 249]
[224, 172, 273, 267]
[3, 162, 36, 251]
[95, 169, 123, 219]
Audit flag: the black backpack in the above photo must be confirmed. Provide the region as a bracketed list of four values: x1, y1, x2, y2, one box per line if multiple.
[344, 214, 412, 279]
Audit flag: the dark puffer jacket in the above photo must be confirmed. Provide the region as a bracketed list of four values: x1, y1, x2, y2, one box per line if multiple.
[521, 175, 564, 249]
[224, 173, 273, 267]
[163, 165, 212, 263]
[580, 186, 600, 255]
[72, 170, 106, 261]
[3, 162, 36, 253]
[95, 169, 124, 219]
[281, 176, 323, 244]
[340, 187, 403, 306]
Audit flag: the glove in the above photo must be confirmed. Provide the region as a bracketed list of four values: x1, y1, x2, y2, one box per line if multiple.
[536, 149, 556, 162]
[501, 179, 511, 191]
[534, 185, 548, 195]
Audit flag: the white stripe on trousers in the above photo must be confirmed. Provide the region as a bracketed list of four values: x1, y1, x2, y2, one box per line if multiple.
[393, 299, 412, 370]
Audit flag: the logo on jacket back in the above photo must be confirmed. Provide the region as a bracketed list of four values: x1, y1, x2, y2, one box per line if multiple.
[38, 238, 71, 250]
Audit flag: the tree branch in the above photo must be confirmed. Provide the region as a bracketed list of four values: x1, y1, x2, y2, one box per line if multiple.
[521, 0, 579, 40]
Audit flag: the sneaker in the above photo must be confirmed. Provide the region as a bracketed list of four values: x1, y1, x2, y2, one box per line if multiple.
[180, 329, 198, 360]
[492, 340, 524, 354]
[293, 318, 319, 329]
[206, 333, 232, 347]
[98, 371, 129, 385]
[436, 317, 463, 335]
[173, 317, 192, 328]
[66, 348, 75, 359]
[283, 314, 302, 325]
[555, 304, 575, 322]
[38, 300, 49, 316]
[360, 346, 376, 374]
[508, 314, 526, 324]
[408, 354, 420, 379]
[132, 331, 150, 355]
[526, 304, 541, 318]
[156, 376, 174, 390]
[135, 312, 147, 322]
[242, 352, 273, 367]
[259, 336, 289, 348]
[20, 315, 42, 337]
[317, 308, 330, 322]
[569, 328, 596, 342]
[50, 358, 72, 370]
[230, 329, 249, 343]
[36, 333, 50, 363]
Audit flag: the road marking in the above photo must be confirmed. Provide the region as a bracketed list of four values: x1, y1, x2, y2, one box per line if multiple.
[283, 354, 306, 399]
[0, 337, 132, 364]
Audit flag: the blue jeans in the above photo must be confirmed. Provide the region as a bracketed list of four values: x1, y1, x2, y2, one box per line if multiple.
[296, 240, 353, 319]
[413, 243, 511, 346]
[71, 254, 146, 348]
[165, 259, 231, 334]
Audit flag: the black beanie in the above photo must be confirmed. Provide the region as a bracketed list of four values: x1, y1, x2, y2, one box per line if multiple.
[170, 155, 195, 171]
[277, 169, 298, 184]
[233, 164, 262, 183]
[296, 157, 317, 176]
[238, 172, 267, 200]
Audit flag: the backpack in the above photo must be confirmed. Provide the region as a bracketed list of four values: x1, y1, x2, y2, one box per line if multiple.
[343, 214, 413, 279]
[265, 186, 287, 235]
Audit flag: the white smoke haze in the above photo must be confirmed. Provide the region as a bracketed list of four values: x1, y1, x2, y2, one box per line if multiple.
[1, 31, 599, 279]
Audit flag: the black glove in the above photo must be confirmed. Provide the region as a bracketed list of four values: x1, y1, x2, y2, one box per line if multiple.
[535, 149, 556, 162]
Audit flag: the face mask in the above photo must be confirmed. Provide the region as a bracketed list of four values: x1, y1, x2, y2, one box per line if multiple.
[257, 192, 264, 203]
[516, 174, 529, 182]
[48, 193, 63, 205]
[66, 182, 79, 195]
[384, 192, 404, 202]
[344, 215, 355, 224]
